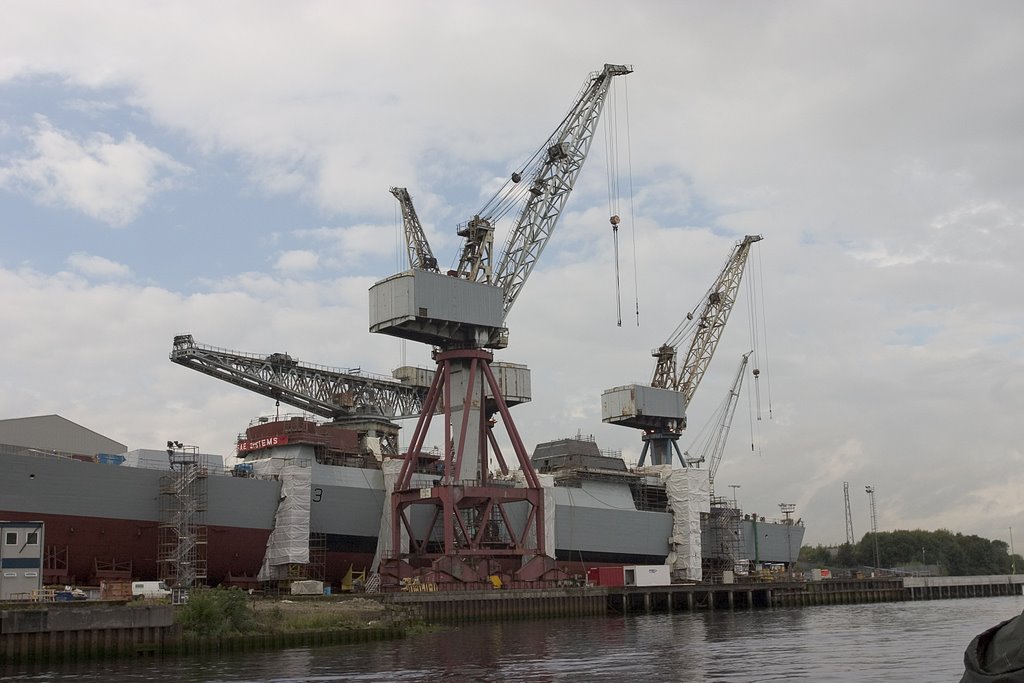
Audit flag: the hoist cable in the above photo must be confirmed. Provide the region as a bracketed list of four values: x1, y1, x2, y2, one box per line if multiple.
[624, 76, 641, 327]
[757, 247, 774, 419]
[613, 225, 622, 326]
[746, 261, 762, 420]
[605, 80, 623, 326]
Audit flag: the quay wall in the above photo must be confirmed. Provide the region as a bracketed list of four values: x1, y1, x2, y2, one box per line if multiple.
[3, 575, 1021, 662]
[606, 574, 1024, 614]
[386, 587, 605, 622]
[0, 602, 404, 665]
[1, 604, 174, 663]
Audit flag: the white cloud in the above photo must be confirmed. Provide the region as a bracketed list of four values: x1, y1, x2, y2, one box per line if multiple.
[273, 249, 319, 273]
[62, 98, 120, 118]
[0, 116, 188, 226]
[66, 252, 132, 279]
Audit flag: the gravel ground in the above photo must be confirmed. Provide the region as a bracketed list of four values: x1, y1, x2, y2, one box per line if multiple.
[252, 596, 396, 624]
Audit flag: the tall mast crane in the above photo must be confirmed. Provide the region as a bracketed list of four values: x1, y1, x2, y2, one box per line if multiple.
[682, 351, 752, 493]
[370, 64, 632, 586]
[603, 235, 762, 467]
[689, 353, 752, 582]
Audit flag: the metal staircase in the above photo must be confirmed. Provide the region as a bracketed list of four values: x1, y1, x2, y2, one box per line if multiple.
[158, 442, 209, 588]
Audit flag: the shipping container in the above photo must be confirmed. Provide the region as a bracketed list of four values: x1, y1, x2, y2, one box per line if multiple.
[587, 566, 625, 587]
[623, 564, 671, 587]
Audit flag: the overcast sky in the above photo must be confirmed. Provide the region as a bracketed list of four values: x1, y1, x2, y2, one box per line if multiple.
[2, 1, 1022, 547]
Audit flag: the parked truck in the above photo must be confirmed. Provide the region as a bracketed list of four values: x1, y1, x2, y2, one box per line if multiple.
[131, 580, 172, 600]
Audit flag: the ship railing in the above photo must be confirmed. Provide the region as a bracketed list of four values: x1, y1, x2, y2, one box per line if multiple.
[412, 478, 521, 489]
[4, 439, 288, 482]
[181, 339, 395, 383]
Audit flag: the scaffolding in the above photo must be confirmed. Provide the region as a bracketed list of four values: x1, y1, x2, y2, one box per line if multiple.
[702, 498, 744, 582]
[42, 545, 69, 584]
[158, 442, 208, 588]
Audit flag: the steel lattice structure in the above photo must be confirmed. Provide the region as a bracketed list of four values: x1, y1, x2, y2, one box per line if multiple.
[391, 186, 439, 272]
[653, 234, 762, 402]
[170, 335, 427, 420]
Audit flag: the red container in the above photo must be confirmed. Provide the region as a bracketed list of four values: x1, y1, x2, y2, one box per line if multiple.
[587, 566, 625, 587]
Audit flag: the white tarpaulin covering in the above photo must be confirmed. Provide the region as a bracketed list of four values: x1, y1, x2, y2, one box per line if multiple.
[290, 579, 323, 595]
[514, 471, 556, 559]
[659, 466, 711, 582]
[253, 454, 312, 581]
[371, 458, 406, 572]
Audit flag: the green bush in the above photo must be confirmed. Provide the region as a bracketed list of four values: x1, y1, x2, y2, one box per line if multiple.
[176, 587, 256, 636]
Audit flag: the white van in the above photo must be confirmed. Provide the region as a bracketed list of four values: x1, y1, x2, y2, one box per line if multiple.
[132, 581, 172, 600]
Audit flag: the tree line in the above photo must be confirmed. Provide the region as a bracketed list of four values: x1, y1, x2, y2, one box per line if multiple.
[800, 529, 1022, 576]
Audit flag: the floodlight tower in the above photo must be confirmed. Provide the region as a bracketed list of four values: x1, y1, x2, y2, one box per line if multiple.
[369, 64, 633, 585]
[779, 502, 796, 570]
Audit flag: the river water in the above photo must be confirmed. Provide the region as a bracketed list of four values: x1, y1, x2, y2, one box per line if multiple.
[4, 596, 1022, 682]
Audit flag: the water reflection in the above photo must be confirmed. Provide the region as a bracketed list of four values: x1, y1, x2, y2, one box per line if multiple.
[4, 597, 1022, 682]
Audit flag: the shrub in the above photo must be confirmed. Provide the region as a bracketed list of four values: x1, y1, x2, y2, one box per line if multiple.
[176, 587, 256, 636]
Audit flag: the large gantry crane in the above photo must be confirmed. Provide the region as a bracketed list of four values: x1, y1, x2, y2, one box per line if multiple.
[369, 64, 632, 586]
[602, 235, 762, 467]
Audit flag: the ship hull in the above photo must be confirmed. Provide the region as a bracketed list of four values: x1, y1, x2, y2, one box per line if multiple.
[1, 449, 802, 586]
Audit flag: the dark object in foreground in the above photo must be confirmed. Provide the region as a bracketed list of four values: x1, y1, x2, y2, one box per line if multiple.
[961, 609, 1024, 681]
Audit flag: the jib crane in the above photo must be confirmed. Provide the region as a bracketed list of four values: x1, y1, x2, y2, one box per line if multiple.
[390, 187, 438, 273]
[602, 234, 761, 467]
[369, 64, 632, 585]
[169, 334, 431, 456]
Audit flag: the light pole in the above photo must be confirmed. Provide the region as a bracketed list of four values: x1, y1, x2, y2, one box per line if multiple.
[729, 484, 741, 509]
[779, 503, 796, 576]
[865, 486, 880, 572]
[1011, 527, 1016, 575]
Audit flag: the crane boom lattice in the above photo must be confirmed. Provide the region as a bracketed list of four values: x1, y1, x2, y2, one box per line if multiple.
[171, 335, 428, 420]
[391, 187, 439, 272]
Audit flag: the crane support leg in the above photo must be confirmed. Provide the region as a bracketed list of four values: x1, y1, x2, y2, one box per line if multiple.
[382, 349, 560, 589]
